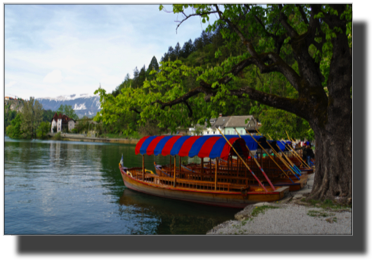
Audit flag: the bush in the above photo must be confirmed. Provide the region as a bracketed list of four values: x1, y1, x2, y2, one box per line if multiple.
[71, 128, 78, 133]
[53, 126, 57, 132]
[5, 113, 22, 139]
[53, 132, 61, 140]
[36, 122, 51, 139]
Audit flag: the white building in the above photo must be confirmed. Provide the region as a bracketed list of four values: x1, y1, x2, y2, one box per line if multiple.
[190, 114, 260, 136]
[51, 113, 76, 133]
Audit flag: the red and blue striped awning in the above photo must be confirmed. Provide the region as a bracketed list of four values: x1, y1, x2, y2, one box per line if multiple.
[134, 135, 251, 159]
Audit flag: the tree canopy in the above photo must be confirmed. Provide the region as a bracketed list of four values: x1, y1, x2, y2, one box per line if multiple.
[95, 4, 352, 201]
[20, 97, 44, 139]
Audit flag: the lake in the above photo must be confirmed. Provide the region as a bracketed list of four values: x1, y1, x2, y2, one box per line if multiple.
[4, 137, 238, 235]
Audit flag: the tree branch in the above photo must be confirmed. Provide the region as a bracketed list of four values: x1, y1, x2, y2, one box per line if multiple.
[175, 10, 218, 33]
[230, 86, 308, 119]
[296, 4, 309, 25]
[183, 99, 193, 117]
[278, 5, 299, 38]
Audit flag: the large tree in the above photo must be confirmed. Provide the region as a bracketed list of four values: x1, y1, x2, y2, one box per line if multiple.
[173, 4, 352, 201]
[95, 4, 352, 201]
[20, 97, 44, 139]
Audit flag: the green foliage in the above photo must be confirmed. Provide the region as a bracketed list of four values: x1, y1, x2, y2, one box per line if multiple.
[96, 4, 352, 139]
[6, 113, 22, 139]
[53, 132, 62, 140]
[4, 105, 18, 131]
[57, 104, 78, 120]
[36, 122, 51, 139]
[251, 205, 279, 217]
[42, 109, 55, 122]
[20, 98, 44, 139]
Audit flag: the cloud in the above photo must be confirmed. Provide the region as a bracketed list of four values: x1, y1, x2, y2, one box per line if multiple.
[43, 70, 62, 83]
[5, 5, 209, 99]
[5, 81, 16, 88]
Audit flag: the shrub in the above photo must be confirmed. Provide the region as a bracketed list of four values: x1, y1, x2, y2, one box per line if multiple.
[36, 122, 51, 139]
[53, 132, 61, 140]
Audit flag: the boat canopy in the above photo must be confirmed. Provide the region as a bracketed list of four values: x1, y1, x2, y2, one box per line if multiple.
[135, 135, 293, 159]
[135, 135, 257, 159]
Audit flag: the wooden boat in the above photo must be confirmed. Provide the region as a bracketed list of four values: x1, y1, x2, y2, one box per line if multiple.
[157, 158, 308, 192]
[119, 135, 289, 208]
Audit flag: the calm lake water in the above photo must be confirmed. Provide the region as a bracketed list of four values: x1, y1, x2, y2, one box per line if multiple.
[4, 136, 238, 235]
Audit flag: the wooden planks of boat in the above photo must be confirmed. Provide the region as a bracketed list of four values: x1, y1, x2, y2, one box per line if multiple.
[157, 162, 307, 192]
[120, 165, 289, 209]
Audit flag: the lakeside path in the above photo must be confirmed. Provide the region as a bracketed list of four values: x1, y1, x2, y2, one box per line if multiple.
[48, 133, 140, 145]
[207, 173, 352, 235]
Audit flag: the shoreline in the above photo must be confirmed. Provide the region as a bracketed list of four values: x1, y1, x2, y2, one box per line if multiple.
[48, 132, 140, 144]
[207, 173, 352, 235]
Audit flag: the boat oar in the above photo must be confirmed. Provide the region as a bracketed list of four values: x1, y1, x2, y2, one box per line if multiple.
[181, 164, 198, 174]
[233, 129, 277, 188]
[217, 128, 269, 192]
[283, 137, 311, 169]
[284, 130, 311, 168]
[255, 129, 301, 176]
[265, 133, 302, 175]
[154, 164, 170, 177]
[247, 129, 300, 179]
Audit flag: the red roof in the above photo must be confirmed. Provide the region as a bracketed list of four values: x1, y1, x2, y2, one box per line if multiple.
[52, 113, 74, 124]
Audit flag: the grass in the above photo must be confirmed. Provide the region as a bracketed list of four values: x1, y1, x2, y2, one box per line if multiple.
[52, 132, 61, 140]
[99, 132, 141, 140]
[307, 210, 335, 218]
[301, 198, 351, 211]
[251, 205, 279, 217]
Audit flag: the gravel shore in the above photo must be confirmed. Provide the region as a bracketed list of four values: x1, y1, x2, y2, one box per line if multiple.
[207, 173, 352, 235]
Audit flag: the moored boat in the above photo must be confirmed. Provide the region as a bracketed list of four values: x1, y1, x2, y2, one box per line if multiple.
[119, 135, 289, 208]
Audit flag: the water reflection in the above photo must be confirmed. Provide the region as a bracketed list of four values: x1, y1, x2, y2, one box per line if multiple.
[5, 137, 237, 235]
[119, 189, 237, 234]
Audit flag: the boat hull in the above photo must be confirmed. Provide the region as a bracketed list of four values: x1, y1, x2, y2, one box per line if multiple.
[120, 167, 289, 209]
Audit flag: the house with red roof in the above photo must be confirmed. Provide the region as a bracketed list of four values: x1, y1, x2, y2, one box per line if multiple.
[51, 113, 76, 133]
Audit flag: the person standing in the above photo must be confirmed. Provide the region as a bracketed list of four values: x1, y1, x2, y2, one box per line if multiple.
[303, 142, 315, 166]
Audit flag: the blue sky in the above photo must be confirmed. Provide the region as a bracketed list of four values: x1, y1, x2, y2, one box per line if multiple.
[5, 4, 209, 99]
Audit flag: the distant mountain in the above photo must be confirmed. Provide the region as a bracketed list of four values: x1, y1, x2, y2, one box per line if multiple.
[36, 93, 101, 118]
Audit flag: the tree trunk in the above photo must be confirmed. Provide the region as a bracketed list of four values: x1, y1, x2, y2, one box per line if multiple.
[308, 98, 352, 202]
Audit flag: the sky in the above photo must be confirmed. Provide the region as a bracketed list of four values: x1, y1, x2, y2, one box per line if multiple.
[5, 4, 209, 99]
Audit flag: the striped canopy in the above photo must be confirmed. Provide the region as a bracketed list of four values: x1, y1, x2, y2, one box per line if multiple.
[134, 135, 263, 159]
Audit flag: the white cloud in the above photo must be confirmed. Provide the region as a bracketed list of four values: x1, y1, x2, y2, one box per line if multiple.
[5, 81, 16, 88]
[5, 5, 209, 99]
[43, 70, 62, 83]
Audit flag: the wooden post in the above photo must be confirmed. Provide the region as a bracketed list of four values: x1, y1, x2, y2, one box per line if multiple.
[227, 156, 230, 175]
[142, 154, 145, 180]
[170, 156, 172, 176]
[201, 157, 204, 181]
[215, 158, 218, 190]
[174, 156, 176, 187]
[179, 156, 181, 178]
[209, 158, 212, 181]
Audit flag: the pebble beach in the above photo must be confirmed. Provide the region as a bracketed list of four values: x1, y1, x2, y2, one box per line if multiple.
[207, 173, 352, 235]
